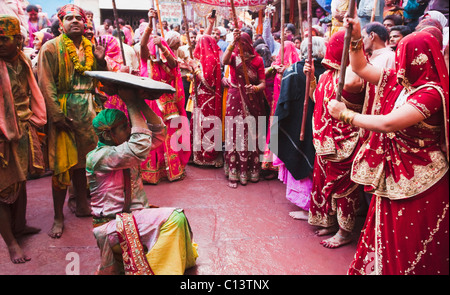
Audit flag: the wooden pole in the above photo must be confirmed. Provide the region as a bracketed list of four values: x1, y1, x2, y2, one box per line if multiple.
[335, 0, 356, 102]
[371, 0, 379, 22]
[112, 0, 127, 66]
[155, 0, 165, 39]
[181, 0, 198, 101]
[299, 0, 313, 141]
[280, 0, 285, 64]
[230, 0, 253, 100]
[298, 0, 304, 39]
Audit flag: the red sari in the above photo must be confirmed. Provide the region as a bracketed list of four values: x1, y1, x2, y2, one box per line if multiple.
[99, 35, 129, 117]
[261, 41, 300, 172]
[190, 35, 223, 166]
[308, 31, 365, 232]
[224, 32, 266, 184]
[140, 37, 191, 184]
[348, 31, 449, 275]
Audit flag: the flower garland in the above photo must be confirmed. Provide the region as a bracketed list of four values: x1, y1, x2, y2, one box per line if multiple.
[62, 34, 94, 74]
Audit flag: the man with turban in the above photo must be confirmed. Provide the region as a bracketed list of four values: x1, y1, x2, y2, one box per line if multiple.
[37, 4, 107, 239]
[0, 15, 47, 263]
[87, 84, 198, 275]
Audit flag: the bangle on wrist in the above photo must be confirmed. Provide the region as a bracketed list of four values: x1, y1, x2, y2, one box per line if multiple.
[339, 109, 357, 125]
[350, 37, 363, 52]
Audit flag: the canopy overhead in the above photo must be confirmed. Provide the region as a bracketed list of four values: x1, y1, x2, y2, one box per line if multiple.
[188, 0, 268, 17]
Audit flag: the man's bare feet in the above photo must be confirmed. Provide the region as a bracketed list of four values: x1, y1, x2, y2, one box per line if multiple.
[14, 225, 41, 238]
[48, 219, 64, 239]
[315, 225, 338, 236]
[8, 241, 31, 264]
[289, 210, 309, 220]
[75, 205, 91, 217]
[320, 230, 352, 249]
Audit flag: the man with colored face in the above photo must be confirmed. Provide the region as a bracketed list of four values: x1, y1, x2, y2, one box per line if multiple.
[0, 15, 47, 264]
[37, 4, 107, 239]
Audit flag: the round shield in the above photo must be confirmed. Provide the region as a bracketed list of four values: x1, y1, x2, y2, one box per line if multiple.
[85, 71, 175, 100]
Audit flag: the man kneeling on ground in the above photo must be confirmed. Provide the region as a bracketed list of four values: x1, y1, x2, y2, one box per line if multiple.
[87, 84, 198, 275]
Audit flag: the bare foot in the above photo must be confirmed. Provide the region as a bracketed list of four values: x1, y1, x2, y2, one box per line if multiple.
[320, 231, 352, 249]
[14, 225, 41, 238]
[67, 197, 76, 214]
[48, 219, 64, 239]
[289, 210, 309, 220]
[315, 225, 338, 236]
[75, 205, 91, 217]
[8, 242, 31, 264]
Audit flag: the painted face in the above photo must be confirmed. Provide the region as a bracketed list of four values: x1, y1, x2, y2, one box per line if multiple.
[62, 14, 85, 36]
[111, 121, 131, 145]
[84, 24, 95, 40]
[0, 35, 20, 58]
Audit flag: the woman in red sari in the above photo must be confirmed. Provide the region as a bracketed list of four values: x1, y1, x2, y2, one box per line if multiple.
[189, 35, 223, 167]
[222, 30, 266, 188]
[305, 30, 366, 248]
[99, 35, 129, 116]
[261, 41, 300, 179]
[139, 9, 190, 184]
[328, 17, 449, 275]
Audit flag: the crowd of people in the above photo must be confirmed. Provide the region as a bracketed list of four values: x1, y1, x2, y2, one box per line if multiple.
[0, 0, 448, 275]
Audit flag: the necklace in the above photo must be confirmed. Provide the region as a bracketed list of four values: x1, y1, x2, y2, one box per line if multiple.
[63, 34, 94, 74]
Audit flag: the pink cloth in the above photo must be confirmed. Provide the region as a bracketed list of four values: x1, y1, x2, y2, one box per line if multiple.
[274, 155, 311, 211]
[0, 53, 47, 141]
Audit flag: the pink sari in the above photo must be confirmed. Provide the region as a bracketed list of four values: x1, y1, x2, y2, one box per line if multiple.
[99, 35, 129, 117]
[140, 36, 190, 184]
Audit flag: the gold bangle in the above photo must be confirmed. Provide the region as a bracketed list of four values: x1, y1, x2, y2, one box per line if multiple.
[227, 44, 235, 51]
[253, 85, 259, 92]
[339, 109, 357, 125]
[350, 37, 363, 52]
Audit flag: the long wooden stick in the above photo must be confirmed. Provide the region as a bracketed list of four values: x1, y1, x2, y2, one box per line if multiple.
[297, 0, 304, 39]
[371, 0, 379, 22]
[280, 0, 285, 64]
[181, 0, 198, 101]
[155, 0, 165, 39]
[112, 0, 126, 66]
[335, 0, 356, 102]
[230, 0, 253, 100]
[300, 0, 313, 141]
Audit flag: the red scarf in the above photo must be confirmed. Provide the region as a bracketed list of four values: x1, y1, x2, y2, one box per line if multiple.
[352, 31, 449, 199]
[313, 30, 363, 160]
[194, 35, 222, 118]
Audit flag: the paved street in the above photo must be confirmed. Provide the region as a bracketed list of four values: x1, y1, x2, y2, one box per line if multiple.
[0, 164, 364, 275]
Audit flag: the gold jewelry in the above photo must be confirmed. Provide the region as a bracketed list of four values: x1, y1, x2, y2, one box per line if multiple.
[339, 109, 357, 125]
[350, 37, 363, 52]
[63, 34, 94, 75]
[227, 44, 235, 51]
[253, 85, 259, 92]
